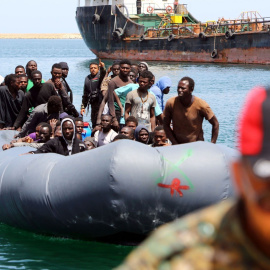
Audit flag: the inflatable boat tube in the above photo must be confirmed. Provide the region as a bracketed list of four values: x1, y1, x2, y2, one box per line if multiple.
[0, 131, 237, 240]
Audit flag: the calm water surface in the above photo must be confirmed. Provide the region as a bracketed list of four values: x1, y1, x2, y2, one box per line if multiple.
[0, 39, 270, 269]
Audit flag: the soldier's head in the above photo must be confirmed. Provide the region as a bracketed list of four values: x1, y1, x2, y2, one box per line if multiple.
[232, 86, 270, 242]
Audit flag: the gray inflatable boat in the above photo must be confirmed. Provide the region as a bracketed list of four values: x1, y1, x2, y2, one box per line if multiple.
[0, 131, 237, 242]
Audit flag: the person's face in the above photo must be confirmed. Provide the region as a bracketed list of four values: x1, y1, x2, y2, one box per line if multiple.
[75, 121, 84, 134]
[32, 73, 42, 88]
[131, 65, 139, 74]
[120, 127, 133, 139]
[19, 77, 28, 91]
[138, 63, 147, 73]
[129, 72, 137, 83]
[51, 68, 62, 81]
[233, 158, 270, 243]
[15, 67, 25, 75]
[54, 127, 62, 137]
[163, 87, 170, 95]
[101, 116, 112, 129]
[62, 68, 69, 78]
[120, 64, 131, 77]
[27, 61, 37, 72]
[150, 76, 155, 87]
[126, 121, 137, 130]
[112, 65, 120, 76]
[139, 129, 149, 143]
[90, 64, 99, 76]
[177, 80, 192, 98]
[85, 141, 95, 150]
[62, 121, 74, 140]
[11, 78, 21, 91]
[138, 77, 151, 91]
[154, 130, 167, 146]
[39, 127, 51, 142]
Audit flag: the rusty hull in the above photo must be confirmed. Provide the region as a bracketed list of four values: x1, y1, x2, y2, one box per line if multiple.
[76, 5, 270, 64]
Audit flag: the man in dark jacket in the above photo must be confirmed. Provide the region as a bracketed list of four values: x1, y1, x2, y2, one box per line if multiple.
[80, 59, 106, 128]
[0, 74, 24, 128]
[32, 117, 86, 156]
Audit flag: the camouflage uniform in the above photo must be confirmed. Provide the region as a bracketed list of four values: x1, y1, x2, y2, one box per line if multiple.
[116, 199, 270, 270]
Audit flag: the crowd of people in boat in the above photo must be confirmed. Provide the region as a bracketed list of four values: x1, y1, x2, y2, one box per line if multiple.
[0, 59, 219, 155]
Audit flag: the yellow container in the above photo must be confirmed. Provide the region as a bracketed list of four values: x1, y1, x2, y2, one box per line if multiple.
[171, 15, 182, 24]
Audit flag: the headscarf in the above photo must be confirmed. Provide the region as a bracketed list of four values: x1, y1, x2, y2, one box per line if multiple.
[135, 125, 150, 143]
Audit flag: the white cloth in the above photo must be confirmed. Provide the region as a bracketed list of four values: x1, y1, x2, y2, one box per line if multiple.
[94, 129, 118, 147]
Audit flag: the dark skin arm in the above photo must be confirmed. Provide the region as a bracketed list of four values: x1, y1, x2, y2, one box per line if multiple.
[209, 115, 219, 143]
[125, 103, 132, 121]
[150, 107, 156, 132]
[96, 92, 109, 126]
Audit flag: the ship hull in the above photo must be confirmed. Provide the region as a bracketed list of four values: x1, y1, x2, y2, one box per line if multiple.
[76, 5, 270, 64]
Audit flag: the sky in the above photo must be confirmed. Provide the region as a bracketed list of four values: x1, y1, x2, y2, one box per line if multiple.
[1, 0, 270, 33]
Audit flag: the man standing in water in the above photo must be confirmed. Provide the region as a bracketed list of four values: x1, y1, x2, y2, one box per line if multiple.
[116, 85, 270, 269]
[81, 59, 106, 128]
[164, 76, 219, 144]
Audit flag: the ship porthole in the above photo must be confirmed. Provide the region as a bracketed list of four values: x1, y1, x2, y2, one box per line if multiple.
[225, 30, 234, 39]
[168, 34, 175, 42]
[139, 35, 145, 42]
[199, 32, 206, 40]
[211, 49, 218, 58]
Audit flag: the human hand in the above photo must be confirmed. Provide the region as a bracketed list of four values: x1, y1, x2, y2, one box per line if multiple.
[99, 58, 105, 69]
[24, 136, 33, 143]
[54, 78, 62, 90]
[49, 118, 58, 131]
[80, 108, 85, 115]
[2, 144, 12, 150]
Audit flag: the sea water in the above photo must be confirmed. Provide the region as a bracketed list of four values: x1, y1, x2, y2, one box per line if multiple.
[0, 39, 270, 269]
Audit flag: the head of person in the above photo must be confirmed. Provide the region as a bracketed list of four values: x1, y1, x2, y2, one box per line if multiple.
[119, 59, 131, 78]
[47, 96, 62, 115]
[25, 60, 37, 78]
[39, 123, 52, 143]
[84, 136, 97, 150]
[111, 62, 120, 77]
[138, 70, 154, 92]
[232, 86, 270, 246]
[5, 74, 20, 92]
[89, 62, 99, 77]
[54, 126, 62, 137]
[51, 63, 63, 81]
[129, 68, 138, 84]
[131, 63, 139, 74]
[59, 62, 69, 78]
[15, 65, 26, 75]
[75, 117, 84, 135]
[156, 76, 172, 95]
[135, 125, 149, 144]
[138, 62, 149, 73]
[113, 134, 130, 142]
[125, 116, 138, 130]
[101, 114, 112, 132]
[153, 126, 168, 147]
[61, 117, 75, 141]
[18, 74, 28, 92]
[177, 76, 195, 98]
[35, 122, 48, 140]
[31, 70, 42, 88]
[120, 126, 135, 140]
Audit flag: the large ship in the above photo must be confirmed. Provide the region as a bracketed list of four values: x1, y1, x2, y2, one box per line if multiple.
[76, 0, 270, 64]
